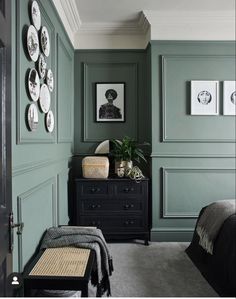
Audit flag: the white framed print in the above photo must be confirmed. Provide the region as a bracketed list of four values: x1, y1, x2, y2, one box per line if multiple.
[45, 110, 54, 132]
[27, 103, 39, 131]
[28, 68, 40, 102]
[223, 81, 236, 115]
[191, 81, 219, 115]
[95, 82, 125, 122]
[31, 0, 41, 31]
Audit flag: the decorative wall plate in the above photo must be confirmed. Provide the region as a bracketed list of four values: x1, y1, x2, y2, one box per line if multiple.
[39, 84, 51, 113]
[27, 25, 39, 62]
[45, 110, 54, 132]
[40, 26, 50, 57]
[38, 54, 47, 79]
[27, 103, 39, 131]
[46, 69, 54, 92]
[28, 68, 40, 101]
[31, 0, 41, 31]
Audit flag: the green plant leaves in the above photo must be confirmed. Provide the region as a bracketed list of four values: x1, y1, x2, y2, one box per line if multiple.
[110, 136, 147, 163]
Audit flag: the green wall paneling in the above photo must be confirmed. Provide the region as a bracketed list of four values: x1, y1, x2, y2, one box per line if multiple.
[151, 157, 235, 241]
[151, 41, 236, 156]
[57, 169, 70, 225]
[74, 50, 151, 154]
[57, 35, 74, 143]
[16, 0, 56, 143]
[150, 41, 236, 241]
[12, 0, 74, 271]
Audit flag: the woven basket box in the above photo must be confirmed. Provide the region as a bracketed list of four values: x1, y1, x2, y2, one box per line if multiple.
[82, 156, 109, 179]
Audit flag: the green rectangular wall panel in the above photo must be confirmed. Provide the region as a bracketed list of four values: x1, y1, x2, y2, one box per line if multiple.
[12, 0, 74, 271]
[74, 50, 150, 154]
[150, 41, 236, 241]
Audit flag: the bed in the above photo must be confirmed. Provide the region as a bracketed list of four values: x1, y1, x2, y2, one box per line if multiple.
[186, 204, 236, 297]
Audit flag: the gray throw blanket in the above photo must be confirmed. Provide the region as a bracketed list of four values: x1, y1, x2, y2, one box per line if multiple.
[40, 227, 113, 296]
[196, 199, 236, 254]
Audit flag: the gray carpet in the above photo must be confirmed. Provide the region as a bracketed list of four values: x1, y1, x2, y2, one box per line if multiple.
[108, 242, 218, 297]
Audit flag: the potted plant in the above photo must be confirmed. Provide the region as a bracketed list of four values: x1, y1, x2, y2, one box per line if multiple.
[110, 136, 147, 173]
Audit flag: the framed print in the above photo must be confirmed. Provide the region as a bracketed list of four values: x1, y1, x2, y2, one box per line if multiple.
[39, 84, 51, 113]
[223, 81, 236, 115]
[27, 103, 39, 131]
[191, 81, 219, 115]
[40, 26, 50, 57]
[96, 82, 125, 122]
[31, 0, 41, 31]
[45, 110, 54, 132]
[27, 25, 39, 62]
[28, 68, 40, 102]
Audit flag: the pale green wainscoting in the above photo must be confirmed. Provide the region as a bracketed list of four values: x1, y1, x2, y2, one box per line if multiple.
[150, 41, 236, 241]
[73, 50, 151, 155]
[12, 0, 74, 271]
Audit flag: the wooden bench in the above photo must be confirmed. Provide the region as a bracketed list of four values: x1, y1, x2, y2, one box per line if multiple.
[23, 247, 95, 297]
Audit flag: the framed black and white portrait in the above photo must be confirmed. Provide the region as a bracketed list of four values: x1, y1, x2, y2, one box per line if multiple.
[95, 83, 125, 122]
[223, 81, 236, 115]
[191, 81, 219, 115]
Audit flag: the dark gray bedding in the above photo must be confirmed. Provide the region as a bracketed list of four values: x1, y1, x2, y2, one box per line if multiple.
[186, 207, 236, 296]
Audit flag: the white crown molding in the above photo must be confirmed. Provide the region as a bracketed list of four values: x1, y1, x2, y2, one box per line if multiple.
[52, 0, 75, 45]
[77, 12, 150, 35]
[144, 10, 235, 41]
[52, 1, 235, 49]
[144, 10, 235, 24]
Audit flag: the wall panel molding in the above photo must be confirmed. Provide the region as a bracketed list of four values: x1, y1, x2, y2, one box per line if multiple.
[17, 177, 57, 271]
[57, 34, 73, 143]
[12, 156, 71, 177]
[162, 167, 235, 219]
[161, 54, 236, 143]
[57, 170, 69, 225]
[151, 153, 236, 158]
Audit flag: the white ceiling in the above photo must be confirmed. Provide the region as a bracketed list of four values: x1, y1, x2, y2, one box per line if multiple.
[52, 0, 236, 49]
[75, 0, 235, 23]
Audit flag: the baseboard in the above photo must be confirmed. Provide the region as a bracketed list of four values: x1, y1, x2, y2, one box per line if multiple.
[151, 229, 194, 242]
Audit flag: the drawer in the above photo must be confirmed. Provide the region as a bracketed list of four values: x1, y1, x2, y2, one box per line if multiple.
[79, 216, 146, 231]
[80, 199, 144, 214]
[78, 182, 109, 196]
[114, 181, 145, 196]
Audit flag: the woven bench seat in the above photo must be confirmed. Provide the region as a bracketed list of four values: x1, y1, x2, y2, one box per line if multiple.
[23, 247, 95, 297]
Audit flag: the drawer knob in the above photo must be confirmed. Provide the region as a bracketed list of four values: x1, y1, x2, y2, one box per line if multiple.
[124, 220, 134, 226]
[91, 187, 100, 193]
[124, 187, 134, 193]
[124, 204, 134, 210]
[90, 204, 101, 209]
[91, 220, 100, 226]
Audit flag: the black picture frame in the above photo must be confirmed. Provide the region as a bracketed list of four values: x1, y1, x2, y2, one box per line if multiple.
[95, 82, 125, 122]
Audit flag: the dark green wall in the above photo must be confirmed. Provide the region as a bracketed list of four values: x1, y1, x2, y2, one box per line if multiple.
[74, 50, 151, 155]
[150, 41, 236, 241]
[12, 0, 74, 271]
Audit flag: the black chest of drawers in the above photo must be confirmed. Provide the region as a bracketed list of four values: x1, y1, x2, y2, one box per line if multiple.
[74, 178, 150, 245]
